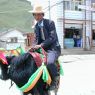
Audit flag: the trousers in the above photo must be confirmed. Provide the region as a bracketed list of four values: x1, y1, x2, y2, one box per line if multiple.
[46, 50, 60, 79]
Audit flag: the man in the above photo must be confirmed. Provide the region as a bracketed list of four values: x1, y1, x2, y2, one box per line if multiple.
[31, 5, 61, 90]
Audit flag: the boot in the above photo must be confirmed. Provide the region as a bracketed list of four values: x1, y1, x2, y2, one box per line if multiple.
[47, 64, 59, 90]
[49, 76, 59, 90]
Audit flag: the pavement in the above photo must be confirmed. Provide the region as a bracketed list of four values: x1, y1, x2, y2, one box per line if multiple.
[61, 47, 95, 55]
[57, 54, 95, 95]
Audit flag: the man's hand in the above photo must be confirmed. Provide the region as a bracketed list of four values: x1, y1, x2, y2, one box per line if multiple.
[33, 45, 42, 49]
[29, 45, 41, 52]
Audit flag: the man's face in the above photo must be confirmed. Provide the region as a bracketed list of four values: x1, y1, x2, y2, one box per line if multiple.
[33, 13, 44, 21]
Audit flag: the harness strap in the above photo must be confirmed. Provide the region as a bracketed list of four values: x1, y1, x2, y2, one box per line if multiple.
[29, 52, 42, 67]
[9, 80, 14, 89]
[29, 47, 47, 67]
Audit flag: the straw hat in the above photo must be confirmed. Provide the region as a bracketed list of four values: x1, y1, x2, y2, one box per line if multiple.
[32, 5, 44, 14]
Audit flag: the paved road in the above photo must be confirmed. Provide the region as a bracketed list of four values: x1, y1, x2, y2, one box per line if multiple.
[58, 54, 95, 95]
[0, 54, 95, 95]
[0, 79, 22, 95]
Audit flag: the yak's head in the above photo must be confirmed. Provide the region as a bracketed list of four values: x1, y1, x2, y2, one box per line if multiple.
[0, 52, 12, 80]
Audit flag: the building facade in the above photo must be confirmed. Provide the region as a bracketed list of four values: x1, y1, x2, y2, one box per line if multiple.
[44, 0, 95, 50]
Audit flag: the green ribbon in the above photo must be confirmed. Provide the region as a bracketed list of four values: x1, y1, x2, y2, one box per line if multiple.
[35, 48, 44, 59]
[16, 46, 25, 54]
[58, 57, 64, 75]
[42, 64, 48, 82]
[17, 63, 49, 92]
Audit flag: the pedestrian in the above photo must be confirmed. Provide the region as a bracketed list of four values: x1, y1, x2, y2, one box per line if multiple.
[31, 5, 61, 90]
[73, 33, 77, 47]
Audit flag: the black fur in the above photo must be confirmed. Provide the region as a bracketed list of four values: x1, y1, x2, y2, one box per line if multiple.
[0, 53, 49, 95]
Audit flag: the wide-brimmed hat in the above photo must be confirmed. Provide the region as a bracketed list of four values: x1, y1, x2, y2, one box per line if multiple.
[31, 5, 44, 14]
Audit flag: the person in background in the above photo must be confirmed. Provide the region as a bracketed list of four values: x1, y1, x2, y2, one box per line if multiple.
[76, 34, 81, 47]
[73, 33, 77, 47]
[31, 5, 61, 90]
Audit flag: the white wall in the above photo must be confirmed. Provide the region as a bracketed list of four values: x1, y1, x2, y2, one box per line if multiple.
[56, 0, 64, 48]
[65, 11, 84, 20]
[0, 30, 25, 49]
[0, 30, 25, 44]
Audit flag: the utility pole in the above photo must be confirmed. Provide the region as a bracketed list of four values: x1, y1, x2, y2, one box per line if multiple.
[84, 0, 86, 50]
[90, 0, 93, 50]
[48, 0, 51, 19]
[82, 0, 92, 50]
[63, 0, 65, 48]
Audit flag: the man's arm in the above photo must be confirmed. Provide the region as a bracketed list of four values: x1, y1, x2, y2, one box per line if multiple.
[41, 20, 57, 49]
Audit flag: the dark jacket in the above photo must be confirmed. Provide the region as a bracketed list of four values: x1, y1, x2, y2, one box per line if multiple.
[34, 18, 61, 53]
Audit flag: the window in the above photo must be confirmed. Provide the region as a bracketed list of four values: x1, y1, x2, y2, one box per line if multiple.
[71, 1, 82, 11]
[64, 0, 83, 11]
[10, 37, 18, 43]
[92, 30, 95, 40]
[74, 1, 82, 11]
[64, 1, 70, 10]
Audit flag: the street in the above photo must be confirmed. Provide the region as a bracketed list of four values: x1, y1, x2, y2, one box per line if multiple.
[0, 54, 95, 95]
[58, 54, 95, 95]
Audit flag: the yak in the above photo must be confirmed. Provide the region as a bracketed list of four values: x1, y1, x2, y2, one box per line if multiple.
[0, 49, 60, 95]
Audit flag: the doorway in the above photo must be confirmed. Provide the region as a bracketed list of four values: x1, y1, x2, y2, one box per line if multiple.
[64, 28, 82, 48]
